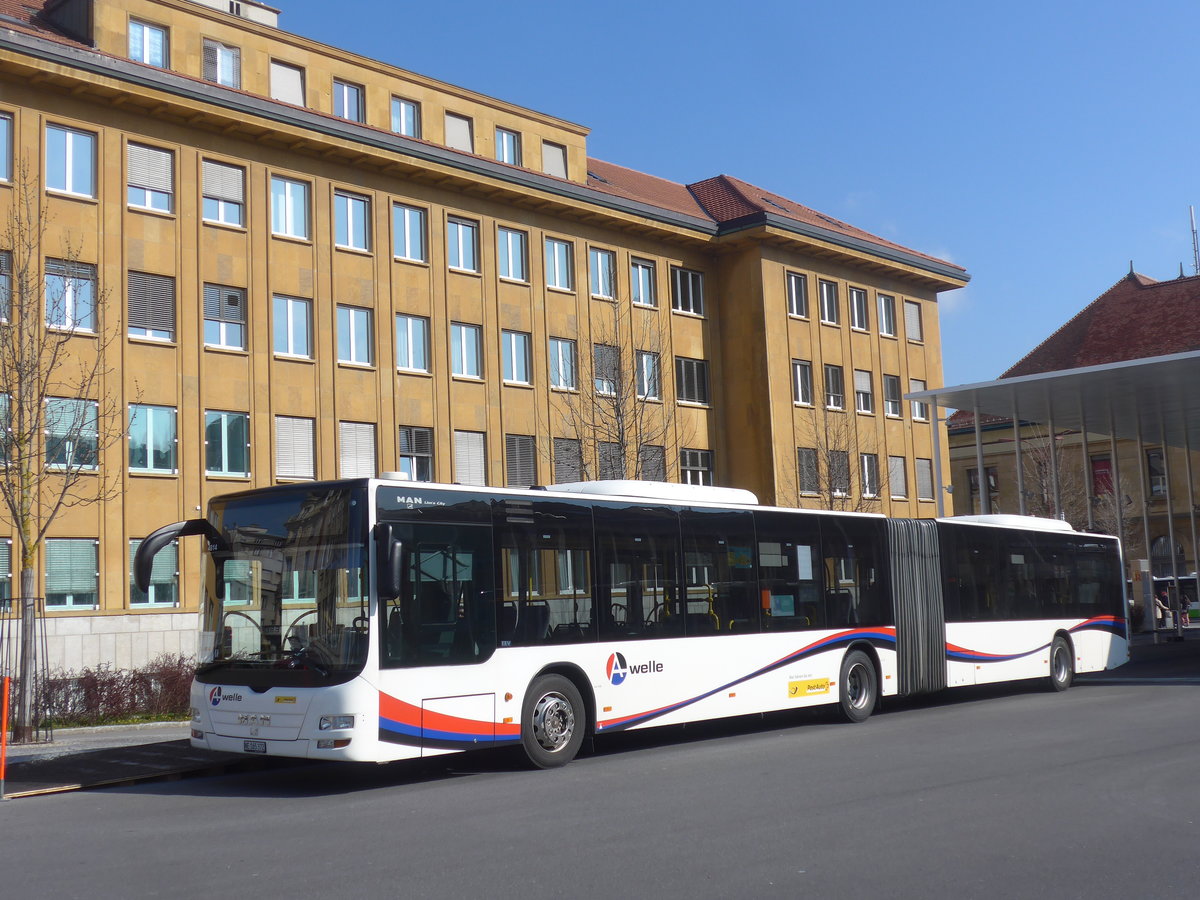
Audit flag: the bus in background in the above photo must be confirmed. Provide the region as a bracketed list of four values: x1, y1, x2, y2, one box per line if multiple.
[134, 478, 1128, 769]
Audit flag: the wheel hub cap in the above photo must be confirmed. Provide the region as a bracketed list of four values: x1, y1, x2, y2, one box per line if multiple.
[532, 692, 574, 752]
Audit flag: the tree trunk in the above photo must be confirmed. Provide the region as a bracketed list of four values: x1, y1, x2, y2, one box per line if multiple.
[12, 565, 37, 742]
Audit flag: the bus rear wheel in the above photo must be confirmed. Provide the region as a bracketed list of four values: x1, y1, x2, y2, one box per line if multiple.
[1048, 636, 1074, 692]
[521, 674, 585, 769]
[838, 650, 878, 723]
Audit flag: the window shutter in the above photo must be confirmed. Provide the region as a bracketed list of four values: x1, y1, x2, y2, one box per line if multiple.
[202, 285, 245, 324]
[127, 143, 173, 193]
[202, 160, 244, 203]
[128, 271, 176, 336]
[599, 442, 623, 480]
[542, 141, 567, 178]
[916, 459, 934, 500]
[399, 426, 433, 456]
[444, 113, 474, 152]
[338, 421, 375, 478]
[46, 540, 97, 593]
[202, 41, 219, 81]
[505, 434, 536, 487]
[0, 539, 10, 581]
[276, 416, 314, 479]
[638, 445, 666, 482]
[270, 60, 305, 105]
[553, 438, 581, 482]
[889, 456, 907, 496]
[798, 448, 819, 493]
[904, 301, 923, 340]
[0, 249, 11, 276]
[130, 539, 176, 587]
[454, 430, 486, 485]
[854, 370, 872, 394]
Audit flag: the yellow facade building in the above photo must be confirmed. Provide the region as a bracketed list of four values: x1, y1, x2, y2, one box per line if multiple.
[0, 0, 967, 669]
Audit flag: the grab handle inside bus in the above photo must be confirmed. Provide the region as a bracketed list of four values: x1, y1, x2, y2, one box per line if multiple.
[375, 522, 404, 602]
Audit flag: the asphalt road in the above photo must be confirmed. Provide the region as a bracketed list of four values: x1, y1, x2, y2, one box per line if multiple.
[4, 679, 1200, 899]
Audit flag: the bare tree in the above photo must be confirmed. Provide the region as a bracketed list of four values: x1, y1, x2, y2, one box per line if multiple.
[545, 295, 690, 482]
[790, 407, 887, 512]
[0, 163, 129, 740]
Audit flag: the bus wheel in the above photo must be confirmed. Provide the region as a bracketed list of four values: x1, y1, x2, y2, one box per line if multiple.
[1048, 636, 1074, 692]
[838, 650, 878, 723]
[521, 674, 585, 769]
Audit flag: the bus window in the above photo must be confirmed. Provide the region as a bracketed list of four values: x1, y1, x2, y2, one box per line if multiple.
[495, 498, 595, 646]
[680, 508, 756, 635]
[945, 524, 998, 621]
[380, 521, 495, 667]
[821, 518, 890, 627]
[595, 503, 681, 640]
[754, 510, 822, 632]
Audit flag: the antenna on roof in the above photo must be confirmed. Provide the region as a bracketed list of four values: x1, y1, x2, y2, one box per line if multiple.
[1191, 206, 1200, 276]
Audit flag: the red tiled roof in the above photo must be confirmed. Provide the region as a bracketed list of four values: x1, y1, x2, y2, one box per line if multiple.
[585, 159, 712, 221]
[1003, 271, 1200, 377]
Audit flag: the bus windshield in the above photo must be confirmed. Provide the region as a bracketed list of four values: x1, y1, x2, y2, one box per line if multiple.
[199, 484, 369, 686]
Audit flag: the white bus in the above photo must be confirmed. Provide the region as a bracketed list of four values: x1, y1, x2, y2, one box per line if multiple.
[135, 478, 1128, 768]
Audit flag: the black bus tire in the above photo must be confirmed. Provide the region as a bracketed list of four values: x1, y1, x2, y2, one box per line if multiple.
[521, 674, 585, 768]
[1049, 636, 1074, 692]
[838, 650, 878, 723]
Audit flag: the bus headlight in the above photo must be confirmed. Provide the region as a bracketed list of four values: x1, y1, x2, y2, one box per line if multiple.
[319, 715, 355, 731]
[191, 707, 201, 722]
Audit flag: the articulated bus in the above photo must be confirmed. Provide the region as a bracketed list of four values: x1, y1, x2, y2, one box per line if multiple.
[134, 478, 1128, 768]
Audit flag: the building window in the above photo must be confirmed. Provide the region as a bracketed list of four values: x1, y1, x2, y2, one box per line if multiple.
[639, 445, 666, 482]
[680, 448, 713, 486]
[45, 539, 98, 609]
[798, 447, 819, 495]
[273, 295, 311, 357]
[395, 314, 429, 372]
[495, 127, 521, 165]
[888, 456, 907, 498]
[1091, 457, 1113, 495]
[549, 337, 576, 389]
[397, 425, 433, 481]
[589, 248, 615, 299]
[599, 442, 623, 479]
[203, 284, 246, 350]
[968, 466, 999, 498]
[202, 39, 240, 88]
[854, 371, 874, 414]
[545, 238, 574, 290]
[502, 330, 532, 384]
[0, 250, 10, 321]
[205, 410, 249, 476]
[45, 259, 96, 331]
[0, 539, 8, 608]
[497, 227, 528, 281]
[45, 397, 97, 469]
[127, 271, 175, 341]
[129, 20, 169, 67]
[883, 375, 902, 417]
[0, 113, 11, 182]
[792, 359, 813, 406]
[130, 538, 177, 606]
[542, 141, 568, 178]
[671, 267, 704, 315]
[1147, 448, 1167, 497]
[904, 300, 924, 341]
[445, 113, 474, 152]
[915, 458, 934, 500]
[636, 351, 660, 400]
[824, 364, 845, 410]
[861, 453, 880, 498]
[787, 272, 808, 318]
[333, 79, 364, 122]
[819, 280, 839, 324]
[553, 437, 582, 482]
[391, 97, 421, 137]
[334, 190, 371, 251]
[910, 378, 930, 421]
[270, 60, 305, 105]
[338, 421, 376, 477]
[878, 294, 896, 336]
[594, 344, 618, 396]
[675, 357, 709, 404]
[337, 305, 374, 366]
[505, 433, 536, 487]
[45, 125, 96, 197]
[392, 203, 426, 262]
[830, 451, 851, 497]
[275, 415, 314, 480]
[451, 322, 482, 378]
[126, 143, 174, 212]
[202, 159, 245, 226]
[270, 176, 309, 239]
[447, 217, 479, 272]
[454, 430, 486, 485]
[849, 288, 869, 331]
[631, 258, 656, 307]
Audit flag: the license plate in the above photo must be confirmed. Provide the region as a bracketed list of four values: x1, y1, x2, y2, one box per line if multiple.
[244, 740, 267, 754]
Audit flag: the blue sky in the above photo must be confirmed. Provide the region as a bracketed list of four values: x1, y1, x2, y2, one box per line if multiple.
[277, 0, 1199, 387]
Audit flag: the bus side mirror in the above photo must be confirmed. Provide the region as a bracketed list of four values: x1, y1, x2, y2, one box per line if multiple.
[375, 523, 403, 602]
[135, 518, 225, 592]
